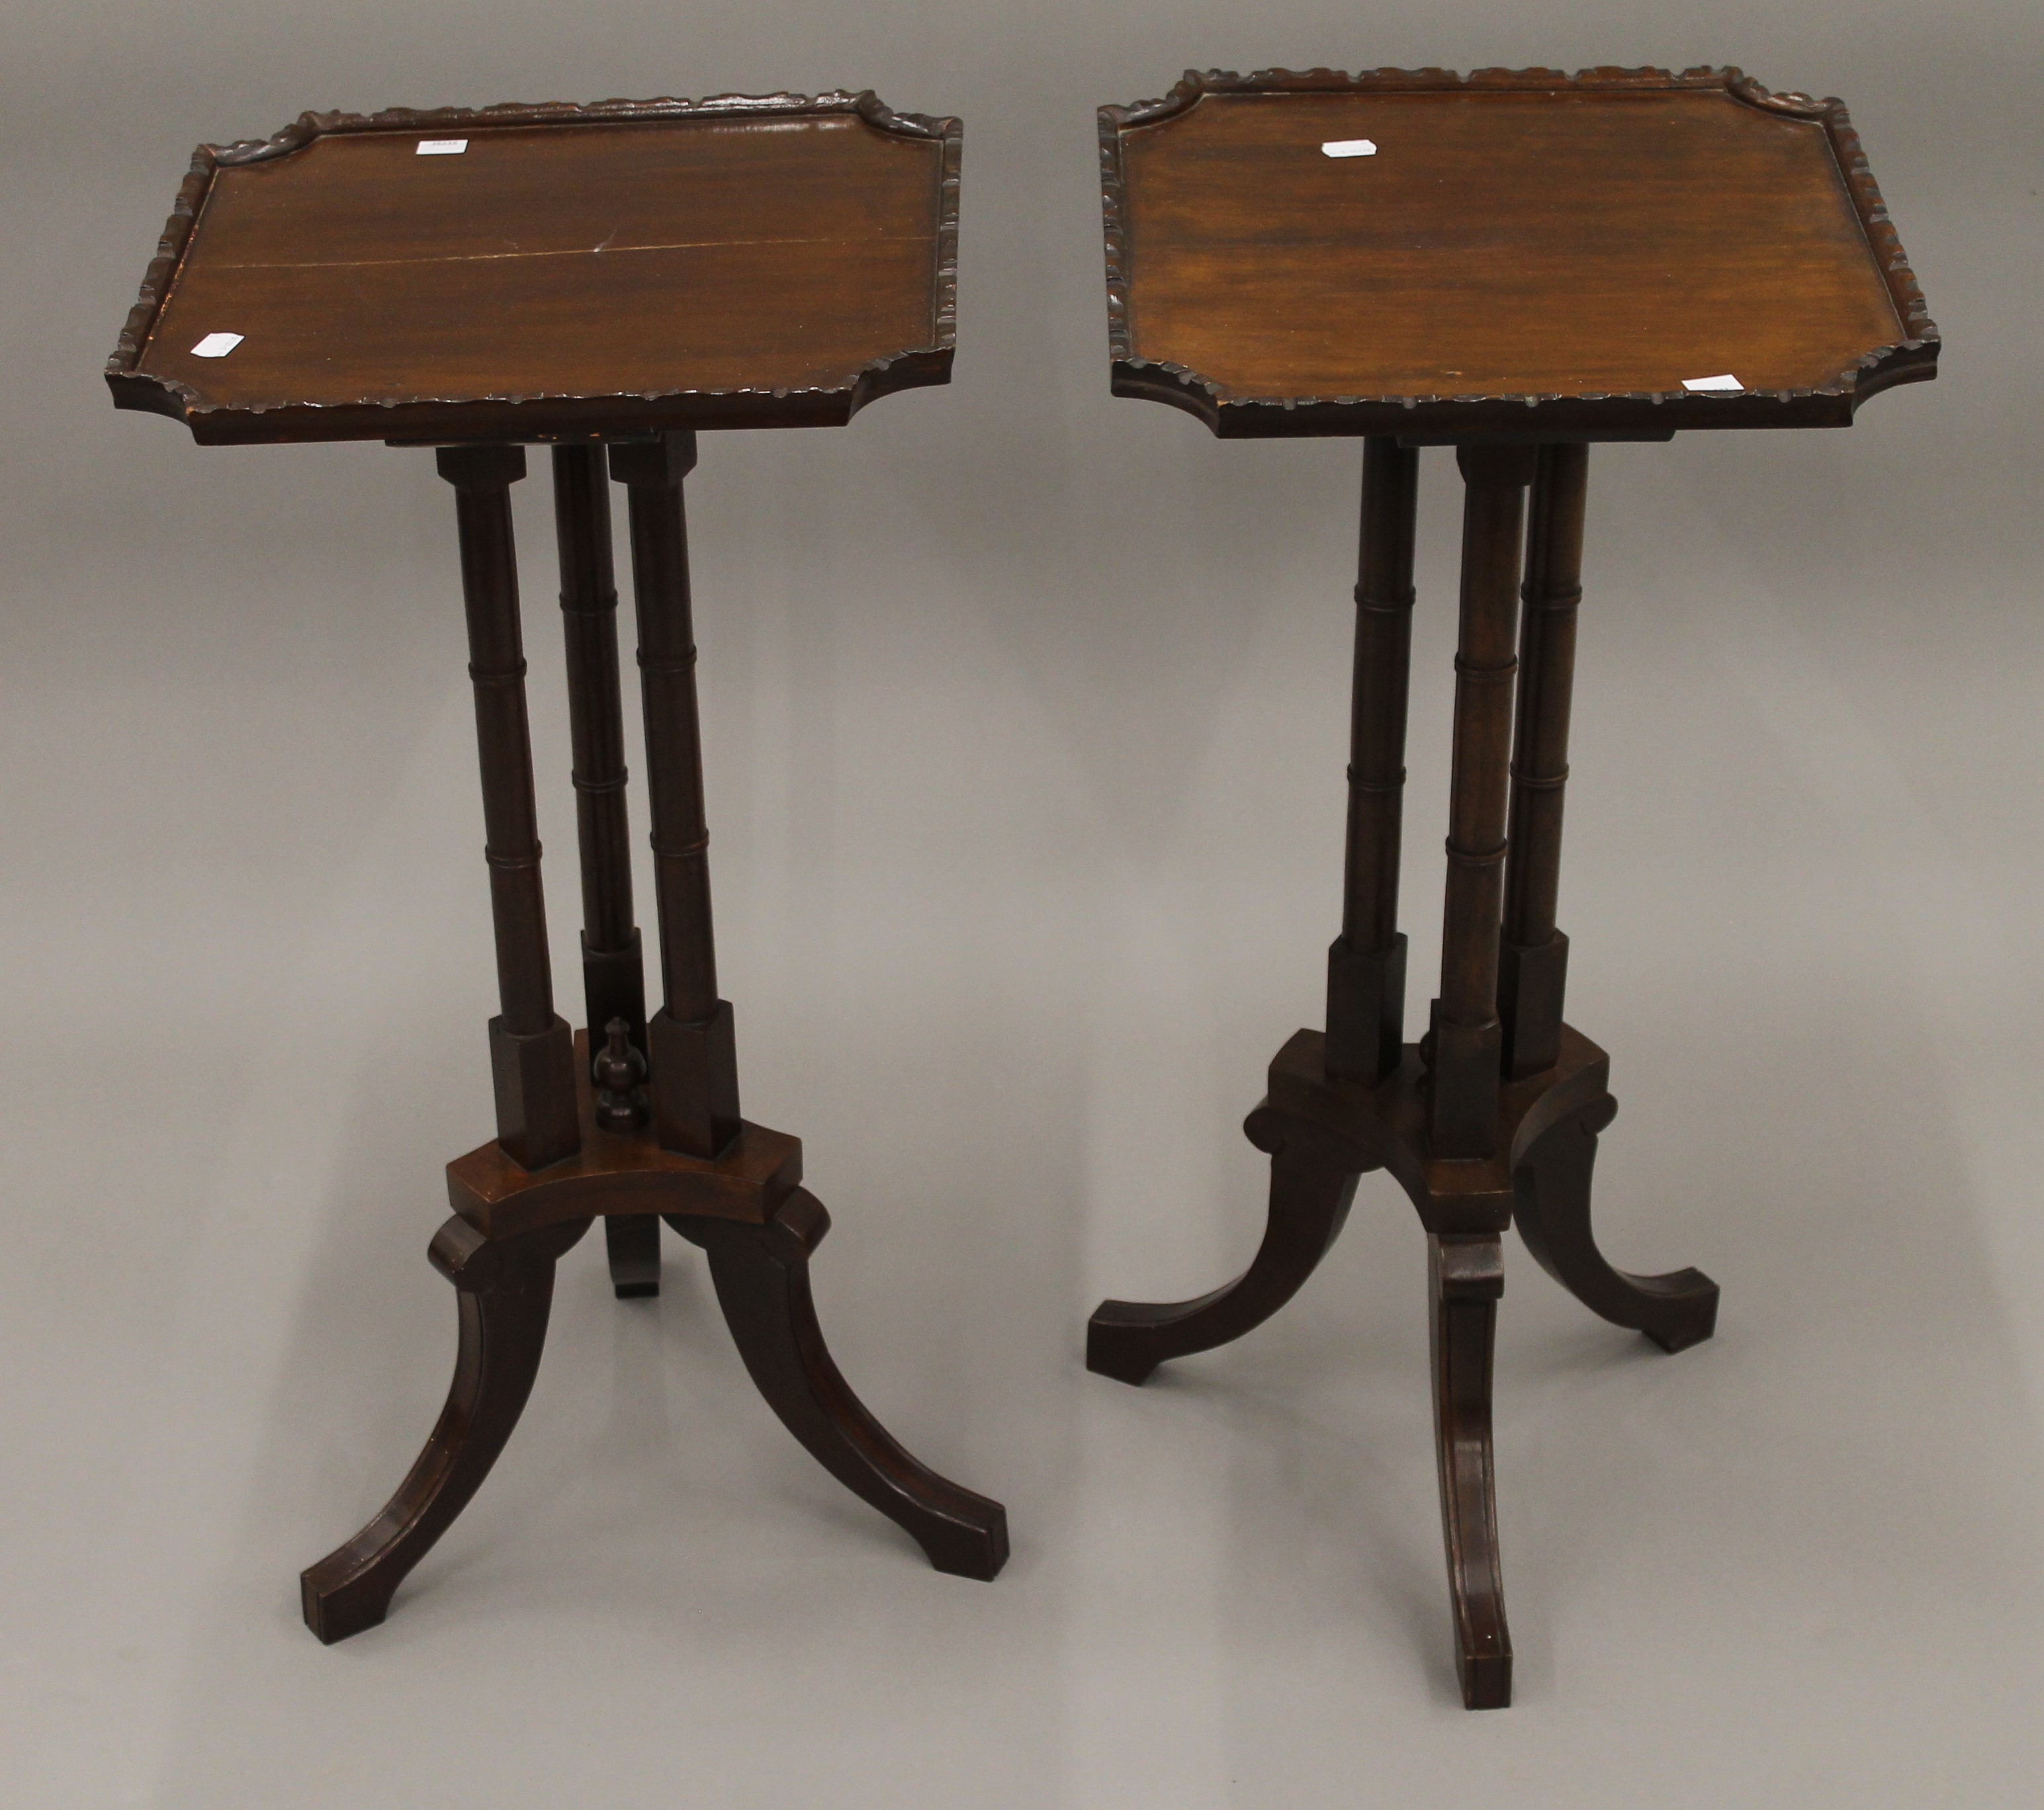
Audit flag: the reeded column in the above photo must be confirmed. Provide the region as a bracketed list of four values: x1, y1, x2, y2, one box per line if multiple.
[609, 431, 740, 1158]
[551, 444, 647, 1061]
[1499, 443, 1587, 1080]
[437, 443, 580, 1171]
[1327, 437, 1419, 1084]
[1427, 443, 1536, 1157]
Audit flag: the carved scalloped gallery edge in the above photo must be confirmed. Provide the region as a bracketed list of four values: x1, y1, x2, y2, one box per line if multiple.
[106, 91, 961, 438]
[1097, 65, 1940, 434]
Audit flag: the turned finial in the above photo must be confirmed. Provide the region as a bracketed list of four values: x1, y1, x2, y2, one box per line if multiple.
[593, 1017, 648, 1132]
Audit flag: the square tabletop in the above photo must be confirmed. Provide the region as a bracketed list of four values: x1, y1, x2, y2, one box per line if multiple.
[1100, 67, 1937, 439]
[107, 91, 961, 445]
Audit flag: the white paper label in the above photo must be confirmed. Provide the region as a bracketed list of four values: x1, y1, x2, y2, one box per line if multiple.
[416, 138, 468, 155]
[1321, 138, 1378, 157]
[190, 332, 243, 359]
[1681, 373, 1743, 392]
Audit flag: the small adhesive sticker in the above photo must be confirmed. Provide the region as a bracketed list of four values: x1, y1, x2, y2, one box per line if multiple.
[1321, 138, 1378, 157]
[416, 138, 468, 155]
[1681, 373, 1743, 392]
[190, 332, 243, 359]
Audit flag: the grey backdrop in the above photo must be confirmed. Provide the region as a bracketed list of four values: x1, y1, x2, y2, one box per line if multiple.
[5, 1, 2042, 1805]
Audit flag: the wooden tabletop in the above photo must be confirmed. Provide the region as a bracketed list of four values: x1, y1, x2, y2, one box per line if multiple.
[108, 93, 960, 444]
[1101, 67, 1937, 439]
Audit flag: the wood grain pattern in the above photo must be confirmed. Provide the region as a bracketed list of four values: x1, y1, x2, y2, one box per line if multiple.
[1100, 66, 1937, 437]
[107, 92, 961, 443]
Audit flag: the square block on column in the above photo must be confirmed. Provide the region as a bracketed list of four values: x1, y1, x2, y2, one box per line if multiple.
[1326, 932, 1407, 1084]
[649, 1001, 742, 1158]
[489, 1013, 582, 1171]
[1499, 932, 1570, 1081]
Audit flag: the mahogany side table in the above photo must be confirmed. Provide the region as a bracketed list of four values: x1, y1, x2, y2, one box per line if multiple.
[1085, 65, 1936, 1707]
[107, 91, 1006, 1642]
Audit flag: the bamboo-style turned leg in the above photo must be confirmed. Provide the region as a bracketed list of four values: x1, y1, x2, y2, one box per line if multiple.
[1499, 443, 1586, 1080]
[1426, 444, 1536, 1158]
[439, 444, 579, 1172]
[1327, 437, 1419, 1085]
[553, 443, 648, 1070]
[610, 433, 740, 1159]
[551, 443, 661, 1295]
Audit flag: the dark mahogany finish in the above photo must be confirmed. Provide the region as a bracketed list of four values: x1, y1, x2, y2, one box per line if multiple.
[1089, 67, 1934, 1709]
[1100, 66, 1935, 438]
[110, 92, 1004, 1642]
[611, 433, 742, 1162]
[107, 92, 961, 444]
[551, 442, 658, 1295]
[1499, 445, 1586, 1080]
[1325, 437, 1416, 1086]
[443, 444, 581, 1174]
[302, 1215, 591, 1643]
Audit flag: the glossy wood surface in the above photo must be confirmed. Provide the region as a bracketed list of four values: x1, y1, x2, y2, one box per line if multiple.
[303, 415, 1004, 1638]
[1431, 1234, 1509, 1707]
[611, 433, 744, 1159]
[441, 443, 582, 1171]
[1325, 439, 1416, 1085]
[1498, 445, 1586, 1080]
[109, 93, 961, 442]
[1088, 1113, 1362, 1385]
[1089, 439, 1726, 1708]
[675, 1199, 1010, 1579]
[445, 1031, 801, 1240]
[1427, 444, 1531, 1156]
[1102, 67, 1937, 437]
[302, 1215, 592, 1643]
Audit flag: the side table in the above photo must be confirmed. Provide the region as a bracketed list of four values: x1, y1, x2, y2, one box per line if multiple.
[108, 90, 1006, 1642]
[1085, 65, 1936, 1707]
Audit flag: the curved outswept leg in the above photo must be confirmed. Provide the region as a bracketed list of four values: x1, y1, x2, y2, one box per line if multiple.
[1087, 1109, 1362, 1385]
[300, 1214, 591, 1643]
[1514, 1096, 1718, 1354]
[1432, 1233, 1511, 1709]
[603, 1214, 662, 1299]
[669, 1193, 1008, 1581]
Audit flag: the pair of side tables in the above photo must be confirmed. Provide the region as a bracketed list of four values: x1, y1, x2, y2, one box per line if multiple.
[109, 69, 1935, 1709]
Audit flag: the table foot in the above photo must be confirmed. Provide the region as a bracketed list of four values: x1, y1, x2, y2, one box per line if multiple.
[1513, 1095, 1719, 1354]
[670, 1193, 1009, 1580]
[1431, 1233, 1511, 1709]
[603, 1213, 662, 1299]
[299, 1214, 590, 1643]
[1087, 1112, 1361, 1385]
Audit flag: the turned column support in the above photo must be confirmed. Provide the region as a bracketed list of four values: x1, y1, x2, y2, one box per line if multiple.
[554, 443, 661, 1294]
[437, 444, 579, 1172]
[609, 431, 740, 1159]
[1427, 443, 1536, 1158]
[1327, 437, 1419, 1084]
[552, 443, 648, 1071]
[1499, 443, 1587, 1080]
